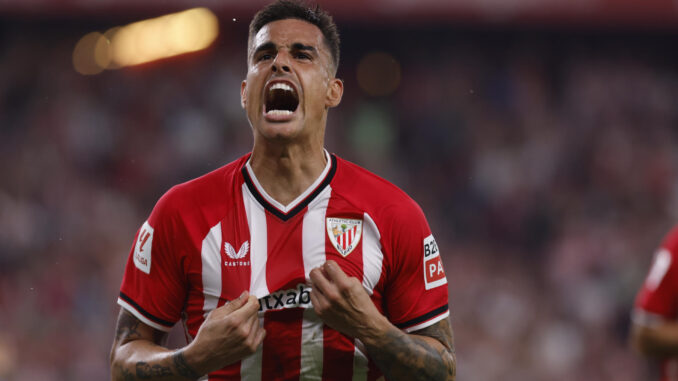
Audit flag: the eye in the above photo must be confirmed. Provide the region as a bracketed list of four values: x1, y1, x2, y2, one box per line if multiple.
[294, 52, 311, 60]
[257, 53, 274, 62]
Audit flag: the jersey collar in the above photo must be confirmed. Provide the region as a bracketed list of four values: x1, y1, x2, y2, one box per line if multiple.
[242, 150, 337, 221]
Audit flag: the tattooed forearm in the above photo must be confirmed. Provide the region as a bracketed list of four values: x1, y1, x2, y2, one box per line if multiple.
[136, 362, 173, 378]
[366, 319, 456, 381]
[172, 349, 201, 379]
[111, 309, 200, 380]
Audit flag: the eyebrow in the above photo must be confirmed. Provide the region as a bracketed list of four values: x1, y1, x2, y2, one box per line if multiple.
[252, 42, 276, 58]
[291, 43, 317, 55]
[252, 42, 319, 58]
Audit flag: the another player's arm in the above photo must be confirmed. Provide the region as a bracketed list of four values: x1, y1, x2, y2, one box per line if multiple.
[110, 291, 265, 381]
[309, 261, 455, 381]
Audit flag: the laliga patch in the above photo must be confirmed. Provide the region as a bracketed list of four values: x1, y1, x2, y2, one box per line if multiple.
[134, 221, 153, 274]
[423, 234, 446, 290]
[326, 217, 363, 257]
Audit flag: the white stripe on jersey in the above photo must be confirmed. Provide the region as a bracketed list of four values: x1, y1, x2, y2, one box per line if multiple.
[243, 183, 269, 299]
[201, 222, 223, 318]
[241, 330, 264, 381]
[352, 338, 369, 381]
[300, 186, 331, 380]
[362, 213, 383, 295]
[300, 308, 324, 380]
[303, 186, 331, 280]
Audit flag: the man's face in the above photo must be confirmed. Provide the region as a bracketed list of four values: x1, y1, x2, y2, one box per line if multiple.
[241, 18, 342, 142]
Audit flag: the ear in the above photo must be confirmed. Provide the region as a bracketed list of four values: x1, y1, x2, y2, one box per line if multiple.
[325, 78, 343, 108]
[241, 80, 247, 109]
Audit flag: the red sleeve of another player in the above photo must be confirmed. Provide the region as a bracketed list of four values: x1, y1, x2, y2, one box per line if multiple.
[118, 189, 187, 332]
[634, 226, 678, 324]
[382, 200, 449, 333]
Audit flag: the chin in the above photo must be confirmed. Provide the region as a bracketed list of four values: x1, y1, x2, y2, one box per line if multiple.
[258, 122, 303, 141]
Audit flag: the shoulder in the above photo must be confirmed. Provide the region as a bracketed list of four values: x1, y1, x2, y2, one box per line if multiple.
[150, 154, 249, 222]
[661, 225, 678, 254]
[332, 155, 426, 223]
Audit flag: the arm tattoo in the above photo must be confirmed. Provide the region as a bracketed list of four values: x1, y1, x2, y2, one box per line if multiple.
[115, 311, 143, 342]
[113, 310, 196, 380]
[135, 362, 173, 378]
[172, 349, 201, 379]
[115, 310, 168, 346]
[366, 319, 456, 381]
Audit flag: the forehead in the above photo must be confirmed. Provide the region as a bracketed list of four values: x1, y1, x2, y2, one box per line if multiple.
[251, 18, 326, 51]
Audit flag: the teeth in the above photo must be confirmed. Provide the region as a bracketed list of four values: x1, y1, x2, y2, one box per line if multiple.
[269, 83, 294, 92]
[266, 110, 293, 116]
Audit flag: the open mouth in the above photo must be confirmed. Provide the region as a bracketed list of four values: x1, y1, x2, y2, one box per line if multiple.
[265, 81, 299, 117]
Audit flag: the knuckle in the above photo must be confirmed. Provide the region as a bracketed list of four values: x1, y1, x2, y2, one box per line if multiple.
[236, 325, 250, 338]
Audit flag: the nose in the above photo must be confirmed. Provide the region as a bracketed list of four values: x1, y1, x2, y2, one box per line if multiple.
[271, 51, 291, 73]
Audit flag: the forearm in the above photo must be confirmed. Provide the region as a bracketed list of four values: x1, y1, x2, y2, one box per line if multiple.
[111, 340, 202, 381]
[632, 322, 678, 357]
[362, 323, 456, 381]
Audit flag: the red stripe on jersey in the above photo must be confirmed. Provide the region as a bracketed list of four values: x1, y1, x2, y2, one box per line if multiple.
[220, 207, 252, 301]
[207, 364, 240, 380]
[322, 328, 355, 380]
[265, 211, 306, 293]
[262, 308, 304, 381]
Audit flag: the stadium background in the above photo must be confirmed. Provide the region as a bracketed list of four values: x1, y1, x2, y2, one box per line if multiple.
[1, 0, 678, 379]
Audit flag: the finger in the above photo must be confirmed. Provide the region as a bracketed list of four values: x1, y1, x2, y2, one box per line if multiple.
[246, 315, 264, 344]
[239, 304, 260, 333]
[310, 286, 328, 312]
[310, 267, 337, 299]
[254, 326, 267, 346]
[230, 295, 261, 321]
[213, 290, 249, 318]
[323, 260, 351, 287]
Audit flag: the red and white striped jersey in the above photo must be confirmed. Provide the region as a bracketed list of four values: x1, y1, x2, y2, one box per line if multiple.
[634, 225, 678, 381]
[118, 151, 449, 380]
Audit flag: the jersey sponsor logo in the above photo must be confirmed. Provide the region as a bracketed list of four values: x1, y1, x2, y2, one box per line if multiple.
[257, 283, 312, 312]
[423, 234, 446, 290]
[224, 241, 250, 267]
[134, 221, 153, 274]
[326, 217, 362, 257]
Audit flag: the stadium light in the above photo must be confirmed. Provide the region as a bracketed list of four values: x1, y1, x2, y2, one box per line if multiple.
[73, 7, 219, 75]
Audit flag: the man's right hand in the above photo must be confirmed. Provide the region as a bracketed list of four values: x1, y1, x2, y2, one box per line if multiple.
[184, 290, 266, 375]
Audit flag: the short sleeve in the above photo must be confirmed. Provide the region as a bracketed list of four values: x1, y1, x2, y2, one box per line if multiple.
[117, 188, 188, 332]
[383, 201, 449, 332]
[633, 226, 678, 326]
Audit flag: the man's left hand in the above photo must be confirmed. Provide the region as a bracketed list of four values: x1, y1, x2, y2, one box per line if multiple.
[309, 260, 389, 340]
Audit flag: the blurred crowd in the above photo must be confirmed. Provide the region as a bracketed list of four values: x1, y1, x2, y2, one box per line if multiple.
[1, 18, 677, 380]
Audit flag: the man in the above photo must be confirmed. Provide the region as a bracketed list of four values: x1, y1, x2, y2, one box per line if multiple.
[110, 1, 456, 380]
[632, 225, 678, 380]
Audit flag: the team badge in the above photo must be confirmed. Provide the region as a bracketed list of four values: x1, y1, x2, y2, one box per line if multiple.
[326, 217, 362, 257]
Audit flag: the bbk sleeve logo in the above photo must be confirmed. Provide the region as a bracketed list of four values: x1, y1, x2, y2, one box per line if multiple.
[423, 234, 446, 290]
[134, 221, 153, 274]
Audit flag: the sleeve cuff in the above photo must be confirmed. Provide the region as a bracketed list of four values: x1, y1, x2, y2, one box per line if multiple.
[395, 304, 450, 333]
[117, 292, 175, 332]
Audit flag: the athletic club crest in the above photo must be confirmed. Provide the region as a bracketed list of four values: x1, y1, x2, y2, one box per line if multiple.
[326, 217, 363, 257]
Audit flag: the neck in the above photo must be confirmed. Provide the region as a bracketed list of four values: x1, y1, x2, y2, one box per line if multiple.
[249, 138, 327, 207]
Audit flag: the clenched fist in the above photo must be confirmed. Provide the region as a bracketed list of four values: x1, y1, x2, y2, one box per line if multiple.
[184, 291, 266, 375]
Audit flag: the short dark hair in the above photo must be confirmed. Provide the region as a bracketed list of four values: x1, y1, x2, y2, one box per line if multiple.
[248, 0, 340, 73]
